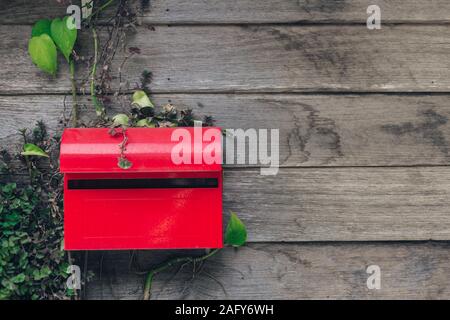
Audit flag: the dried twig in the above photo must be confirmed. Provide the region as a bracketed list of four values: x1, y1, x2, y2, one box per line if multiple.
[143, 249, 220, 300]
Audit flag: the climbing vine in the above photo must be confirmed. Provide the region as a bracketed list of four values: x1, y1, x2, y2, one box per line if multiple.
[143, 212, 247, 300]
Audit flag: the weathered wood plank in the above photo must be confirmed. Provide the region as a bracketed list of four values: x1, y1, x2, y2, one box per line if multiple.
[0, 95, 69, 152]
[141, 0, 450, 24]
[4, 0, 450, 24]
[3, 94, 450, 167]
[85, 242, 450, 299]
[3, 25, 450, 94]
[224, 167, 450, 242]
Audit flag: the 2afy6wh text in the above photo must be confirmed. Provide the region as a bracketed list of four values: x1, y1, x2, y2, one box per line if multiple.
[175, 304, 275, 317]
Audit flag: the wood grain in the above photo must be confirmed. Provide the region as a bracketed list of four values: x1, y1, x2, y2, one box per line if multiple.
[3, 25, 450, 94]
[0, 95, 69, 151]
[3, 94, 450, 167]
[224, 167, 450, 242]
[140, 0, 450, 24]
[85, 242, 450, 299]
[3, 0, 450, 24]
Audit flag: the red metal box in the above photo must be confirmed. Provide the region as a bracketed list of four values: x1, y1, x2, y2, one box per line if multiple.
[60, 127, 223, 250]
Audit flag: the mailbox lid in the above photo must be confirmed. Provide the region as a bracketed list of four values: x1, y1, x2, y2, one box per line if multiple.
[60, 127, 222, 173]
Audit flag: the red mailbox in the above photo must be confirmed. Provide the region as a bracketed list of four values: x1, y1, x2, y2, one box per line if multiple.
[60, 127, 223, 250]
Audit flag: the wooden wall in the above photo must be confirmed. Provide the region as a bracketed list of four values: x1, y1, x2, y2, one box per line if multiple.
[2, 0, 450, 299]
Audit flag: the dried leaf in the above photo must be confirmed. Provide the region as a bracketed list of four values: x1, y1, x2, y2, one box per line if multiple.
[132, 90, 154, 109]
[112, 114, 130, 127]
[118, 157, 133, 169]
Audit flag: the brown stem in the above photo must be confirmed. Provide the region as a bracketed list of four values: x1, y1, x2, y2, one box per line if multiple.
[69, 60, 78, 128]
[143, 249, 220, 300]
[91, 27, 105, 117]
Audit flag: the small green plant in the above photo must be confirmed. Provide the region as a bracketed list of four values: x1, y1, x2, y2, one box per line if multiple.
[111, 79, 215, 129]
[109, 74, 216, 169]
[0, 123, 70, 300]
[143, 212, 247, 300]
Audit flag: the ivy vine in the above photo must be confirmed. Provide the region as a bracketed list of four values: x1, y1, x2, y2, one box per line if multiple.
[0, 122, 75, 299]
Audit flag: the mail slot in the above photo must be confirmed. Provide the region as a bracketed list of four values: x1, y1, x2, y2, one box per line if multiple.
[60, 127, 223, 250]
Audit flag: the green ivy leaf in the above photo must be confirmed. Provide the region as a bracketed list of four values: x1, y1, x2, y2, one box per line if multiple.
[32, 266, 51, 281]
[41, 266, 51, 278]
[0, 289, 10, 300]
[21, 144, 49, 158]
[132, 90, 154, 109]
[136, 119, 155, 128]
[2, 183, 16, 194]
[224, 212, 247, 247]
[31, 19, 52, 37]
[10, 273, 26, 284]
[28, 34, 57, 75]
[118, 158, 133, 170]
[50, 16, 77, 62]
[112, 114, 130, 127]
[1, 279, 16, 291]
